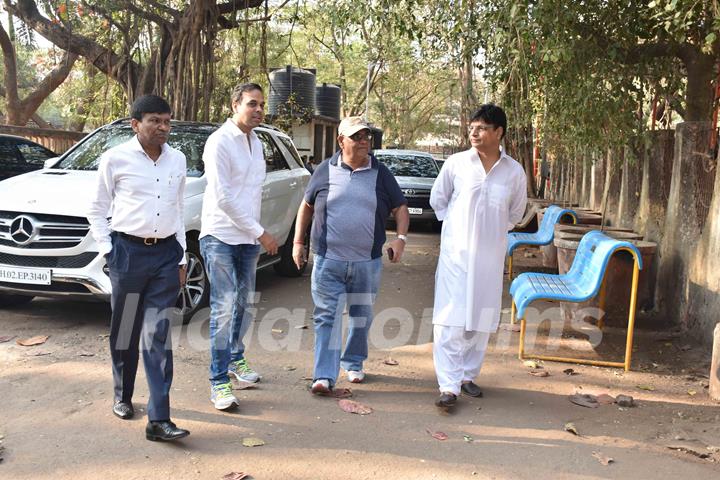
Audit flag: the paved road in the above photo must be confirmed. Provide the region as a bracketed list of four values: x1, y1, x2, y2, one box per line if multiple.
[1, 226, 718, 479]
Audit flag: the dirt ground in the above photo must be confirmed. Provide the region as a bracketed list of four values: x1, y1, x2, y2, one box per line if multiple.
[1, 228, 719, 479]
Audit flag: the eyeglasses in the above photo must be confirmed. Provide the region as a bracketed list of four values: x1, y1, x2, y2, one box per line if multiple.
[468, 124, 496, 133]
[349, 132, 373, 142]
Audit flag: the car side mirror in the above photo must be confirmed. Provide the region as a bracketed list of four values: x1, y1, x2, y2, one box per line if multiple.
[43, 157, 60, 169]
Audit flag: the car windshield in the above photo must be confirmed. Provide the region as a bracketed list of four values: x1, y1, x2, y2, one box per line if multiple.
[376, 154, 439, 178]
[53, 123, 218, 177]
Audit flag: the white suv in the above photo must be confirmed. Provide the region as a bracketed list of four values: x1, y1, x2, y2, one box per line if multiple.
[0, 120, 311, 319]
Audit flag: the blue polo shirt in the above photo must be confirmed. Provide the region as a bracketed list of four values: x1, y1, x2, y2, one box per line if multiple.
[304, 151, 406, 261]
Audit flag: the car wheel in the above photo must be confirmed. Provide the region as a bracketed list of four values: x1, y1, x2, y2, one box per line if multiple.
[0, 294, 34, 307]
[176, 238, 209, 323]
[274, 221, 310, 277]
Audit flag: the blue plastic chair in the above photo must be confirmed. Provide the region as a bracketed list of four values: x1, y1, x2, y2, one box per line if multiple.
[509, 230, 643, 371]
[506, 205, 578, 277]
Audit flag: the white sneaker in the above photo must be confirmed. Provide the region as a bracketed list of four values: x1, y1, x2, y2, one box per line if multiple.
[228, 358, 261, 383]
[311, 379, 331, 395]
[347, 370, 365, 383]
[210, 382, 238, 410]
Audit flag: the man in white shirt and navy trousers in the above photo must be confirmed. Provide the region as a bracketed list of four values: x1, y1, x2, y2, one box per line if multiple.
[88, 95, 190, 441]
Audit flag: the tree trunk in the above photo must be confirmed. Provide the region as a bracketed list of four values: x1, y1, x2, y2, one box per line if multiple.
[681, 48, 716, 122]
[0, 20, 77, 126]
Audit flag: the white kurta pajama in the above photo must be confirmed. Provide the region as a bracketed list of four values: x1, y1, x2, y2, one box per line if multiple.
[430, 147, 527, 394]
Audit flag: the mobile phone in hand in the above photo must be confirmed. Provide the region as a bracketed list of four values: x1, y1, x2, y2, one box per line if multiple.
[387, 247, 394, 261]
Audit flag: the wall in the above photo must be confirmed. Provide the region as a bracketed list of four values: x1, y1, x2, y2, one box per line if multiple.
[656, 122, 717, 345]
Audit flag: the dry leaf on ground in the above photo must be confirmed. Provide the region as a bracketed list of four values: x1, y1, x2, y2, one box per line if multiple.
[596, 394, 615, 405]
[383, 357, 399, 366]
[564, 422, 580, 436]
[563, 368, 579, 376]
[529, 370, 549, 377]
[242, 437, 265, 447]
[16, 335, 49, 347]
[568, 393, 599, 408]
[463, 435, 473, 443]
[283, 365, 297, 371]
[426, 429, 449, 441]
[523, 360, 540, 369]
[666, 443, 711, 459]
[222, 472, 250, 480]
[687, 390, 697, 396]
[636, 384, 655, 391]
[338, 399, 372, 415]
[0, 335, 14, 343]
[592, 451, 614, 466]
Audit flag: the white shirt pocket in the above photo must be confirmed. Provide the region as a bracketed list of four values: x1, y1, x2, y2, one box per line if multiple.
[488, 183, 510, 211]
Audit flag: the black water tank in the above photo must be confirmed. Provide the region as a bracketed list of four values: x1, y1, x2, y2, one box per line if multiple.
[268, 66, 316, 116]
[315, 83, 341, 119]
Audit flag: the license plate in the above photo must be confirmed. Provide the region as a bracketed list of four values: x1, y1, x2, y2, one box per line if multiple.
[408, 208, 423, 215]
[0, 265, 52, 285]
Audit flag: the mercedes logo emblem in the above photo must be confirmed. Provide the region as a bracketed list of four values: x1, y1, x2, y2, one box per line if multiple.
[10, 215, 36, 246]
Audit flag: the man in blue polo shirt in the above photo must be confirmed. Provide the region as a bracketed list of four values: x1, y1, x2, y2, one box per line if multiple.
[291, 116, 409, 394]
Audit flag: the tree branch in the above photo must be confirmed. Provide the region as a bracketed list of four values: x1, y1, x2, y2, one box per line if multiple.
[217, 0, 264, 15]
[118, 0, 171, 27]
[20, 50, 78, 118]
[141, 0, 180, 20]
[5, 0, 138, 91]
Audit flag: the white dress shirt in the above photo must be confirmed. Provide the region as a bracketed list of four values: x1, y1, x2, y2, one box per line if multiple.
[200, 119, 266, 244]
[87, 135, 187, 264]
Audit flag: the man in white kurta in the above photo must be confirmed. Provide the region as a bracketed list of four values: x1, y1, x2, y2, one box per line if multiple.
[430, 104, 527, 408]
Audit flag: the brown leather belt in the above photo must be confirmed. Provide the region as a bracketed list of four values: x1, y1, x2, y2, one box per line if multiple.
[118, 232, 174, 246]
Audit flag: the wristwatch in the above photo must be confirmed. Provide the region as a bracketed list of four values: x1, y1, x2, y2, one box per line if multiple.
[397, 234, 407, 242]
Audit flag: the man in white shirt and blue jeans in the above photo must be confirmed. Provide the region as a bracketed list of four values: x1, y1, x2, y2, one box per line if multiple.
[200, 83, 279, 410]
[88, 95, 190, 441]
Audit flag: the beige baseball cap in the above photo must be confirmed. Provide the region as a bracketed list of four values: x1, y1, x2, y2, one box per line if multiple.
[338, 116, 370, 137]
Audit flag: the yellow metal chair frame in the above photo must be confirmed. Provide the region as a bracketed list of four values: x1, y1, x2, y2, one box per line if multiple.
[512, 246, 641, 371]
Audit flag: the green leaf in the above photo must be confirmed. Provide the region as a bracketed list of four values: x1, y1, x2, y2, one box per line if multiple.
[706, 32, 717, 45]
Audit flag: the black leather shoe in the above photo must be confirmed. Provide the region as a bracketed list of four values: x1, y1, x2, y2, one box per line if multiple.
[435, 392, 457, 408]
[461, 381, 483, 397]
[146, 421, 190, 442]
[112, 401, 134, 419]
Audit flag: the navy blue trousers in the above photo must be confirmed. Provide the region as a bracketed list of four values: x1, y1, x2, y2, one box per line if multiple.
[107, 232, 182, 422]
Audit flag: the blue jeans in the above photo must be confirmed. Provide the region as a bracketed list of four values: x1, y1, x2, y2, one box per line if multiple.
[200, 236, 260, 386]
[311, 254, 383, 387]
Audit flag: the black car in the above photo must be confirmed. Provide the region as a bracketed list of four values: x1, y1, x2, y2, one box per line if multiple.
[0, 135, 57, 181]
[374, 149, 441, 227]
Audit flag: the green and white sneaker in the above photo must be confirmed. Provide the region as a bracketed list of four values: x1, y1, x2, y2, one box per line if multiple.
[210, 382, 238, 410]
[228, 358, 261, 383]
